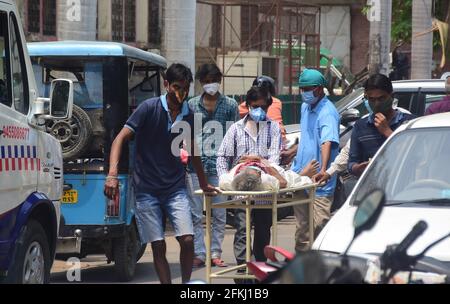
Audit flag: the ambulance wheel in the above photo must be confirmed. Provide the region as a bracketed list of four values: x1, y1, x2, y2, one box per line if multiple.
[6, 220, 51, 284]
[113, 223, 139, 282]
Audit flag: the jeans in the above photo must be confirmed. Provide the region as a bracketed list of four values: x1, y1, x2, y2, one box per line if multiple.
[186, 173, 226, 260]
[135, 188, 193, 244]
[233, 208, 273, 265]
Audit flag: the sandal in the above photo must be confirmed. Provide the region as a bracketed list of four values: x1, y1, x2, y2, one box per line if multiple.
[192, 257, 205, 268]
[211, 258, 228, 267]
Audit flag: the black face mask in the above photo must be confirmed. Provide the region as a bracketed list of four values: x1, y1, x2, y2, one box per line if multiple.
[369, 96, 393, 115]
[167, 89, 187, 108]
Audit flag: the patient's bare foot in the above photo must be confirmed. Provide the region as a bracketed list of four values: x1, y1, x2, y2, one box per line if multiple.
[301, 160, 319, 178]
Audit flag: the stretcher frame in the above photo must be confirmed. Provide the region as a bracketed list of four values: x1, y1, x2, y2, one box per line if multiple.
[195, 183, 317, 283]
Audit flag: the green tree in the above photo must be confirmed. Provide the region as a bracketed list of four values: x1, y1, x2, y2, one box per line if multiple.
[391, 0, 449, 49]
[391, 0, 412, 44]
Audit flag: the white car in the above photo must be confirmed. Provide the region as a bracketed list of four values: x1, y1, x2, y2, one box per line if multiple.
[313, 112, 450, 263]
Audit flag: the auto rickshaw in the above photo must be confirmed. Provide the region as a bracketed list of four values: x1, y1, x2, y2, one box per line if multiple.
[28, 41, 167, 281]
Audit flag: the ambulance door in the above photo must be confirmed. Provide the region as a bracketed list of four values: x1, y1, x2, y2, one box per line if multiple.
[0, 11, 38, 215]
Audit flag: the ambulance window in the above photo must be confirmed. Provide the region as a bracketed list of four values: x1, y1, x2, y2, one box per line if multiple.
[0, 12, 11, 107]
[10, 13, 29, 115]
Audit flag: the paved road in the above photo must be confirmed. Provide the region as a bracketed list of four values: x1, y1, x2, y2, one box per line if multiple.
[51, 217, 297, 284]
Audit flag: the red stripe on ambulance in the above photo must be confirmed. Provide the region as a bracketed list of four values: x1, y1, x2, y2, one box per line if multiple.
[0, 145, 40, 172]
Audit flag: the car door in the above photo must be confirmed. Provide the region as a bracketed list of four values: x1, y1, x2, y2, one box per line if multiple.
[0, 10, 38, 216]
[394, 90, 448, 117]
[393, 92, 416, 114]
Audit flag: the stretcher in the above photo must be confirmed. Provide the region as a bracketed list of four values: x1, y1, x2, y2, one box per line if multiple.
[195, 183, 317, 283]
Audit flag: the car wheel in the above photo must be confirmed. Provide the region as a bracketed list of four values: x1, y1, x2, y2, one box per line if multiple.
[6, 220, 51, 284]
[46, 104, 93, 160]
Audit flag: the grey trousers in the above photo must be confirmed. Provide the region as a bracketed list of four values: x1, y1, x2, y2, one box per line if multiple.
[293, 195, 333, 252]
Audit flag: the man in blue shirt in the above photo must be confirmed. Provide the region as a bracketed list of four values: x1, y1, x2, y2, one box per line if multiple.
[348, 73, 416, 176]
[291, 69, 340, 252]
[104, 63, 217, 284]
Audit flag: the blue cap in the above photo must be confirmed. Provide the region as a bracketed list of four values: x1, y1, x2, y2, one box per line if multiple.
[298, 69, 327, 88]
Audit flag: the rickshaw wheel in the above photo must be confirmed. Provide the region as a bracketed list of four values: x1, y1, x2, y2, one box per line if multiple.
[46, 104, 93, 160]
[136, 243, 147, 262]
[113, 223, 139, 282]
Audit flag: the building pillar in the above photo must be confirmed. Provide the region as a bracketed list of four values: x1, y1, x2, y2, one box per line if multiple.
[368, 0, 392, 76]
[162, 0, 196, 93]
[411, 0, 433, 79]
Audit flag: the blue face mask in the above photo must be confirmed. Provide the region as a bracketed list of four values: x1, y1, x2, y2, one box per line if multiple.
[364, 98, 373, 115]
[301, 90, 319, 105]
[249, 107, 267, 122]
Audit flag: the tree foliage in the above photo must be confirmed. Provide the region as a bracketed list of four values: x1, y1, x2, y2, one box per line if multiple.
[391, 0, 449, 49]
[391, 0, 412, 44]
[364, 0, 449, 49]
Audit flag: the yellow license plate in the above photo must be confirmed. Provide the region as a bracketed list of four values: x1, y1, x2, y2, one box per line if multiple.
[62, 190, 78, 204]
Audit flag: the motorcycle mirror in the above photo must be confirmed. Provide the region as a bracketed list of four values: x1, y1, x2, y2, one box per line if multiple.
[353, 189, 385, 239]
[343, 189, 385, 257]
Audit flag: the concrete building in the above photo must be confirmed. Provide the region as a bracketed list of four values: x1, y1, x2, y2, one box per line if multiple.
[16, 0, 369, 93]
[16, 0, 162, 49]
[302, 0, 369, 75]
[194, 0, 369, 94]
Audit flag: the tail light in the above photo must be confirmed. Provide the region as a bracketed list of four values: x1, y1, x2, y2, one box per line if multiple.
[107, 187, 120, 217]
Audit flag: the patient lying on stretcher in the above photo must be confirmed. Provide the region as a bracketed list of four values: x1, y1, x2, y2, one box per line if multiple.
[219, 156, 318, 191]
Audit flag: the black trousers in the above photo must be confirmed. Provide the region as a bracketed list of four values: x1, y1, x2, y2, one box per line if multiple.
[331, 174, 359, 213]
[233, 208, 273, 264]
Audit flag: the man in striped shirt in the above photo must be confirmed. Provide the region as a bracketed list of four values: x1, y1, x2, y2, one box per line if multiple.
[216, 86, 282, 266]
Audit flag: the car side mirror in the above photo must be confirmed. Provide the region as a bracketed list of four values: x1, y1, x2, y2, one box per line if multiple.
[341, 108, 361, 126]
[49, 79, 74, 119]
[353, 189, 385, 239]
[341, 189, 385, 261]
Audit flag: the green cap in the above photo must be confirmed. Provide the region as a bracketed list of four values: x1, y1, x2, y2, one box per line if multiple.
[298, 69, 327, 88]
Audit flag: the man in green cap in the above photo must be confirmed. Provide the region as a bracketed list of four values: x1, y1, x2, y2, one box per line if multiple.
[286, 68, 340, 252]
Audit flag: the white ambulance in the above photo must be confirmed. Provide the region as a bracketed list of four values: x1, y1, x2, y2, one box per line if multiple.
[0, 1, 74, 283]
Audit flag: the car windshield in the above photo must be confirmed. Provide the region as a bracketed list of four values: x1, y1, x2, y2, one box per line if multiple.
[334, 87, 364, 112]
[350, 127, 450, 206]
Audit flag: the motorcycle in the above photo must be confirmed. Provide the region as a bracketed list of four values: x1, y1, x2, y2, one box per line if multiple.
[248, 189, 450, 284]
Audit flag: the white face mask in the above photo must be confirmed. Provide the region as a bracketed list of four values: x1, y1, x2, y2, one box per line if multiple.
[203, 83, 220, 96]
